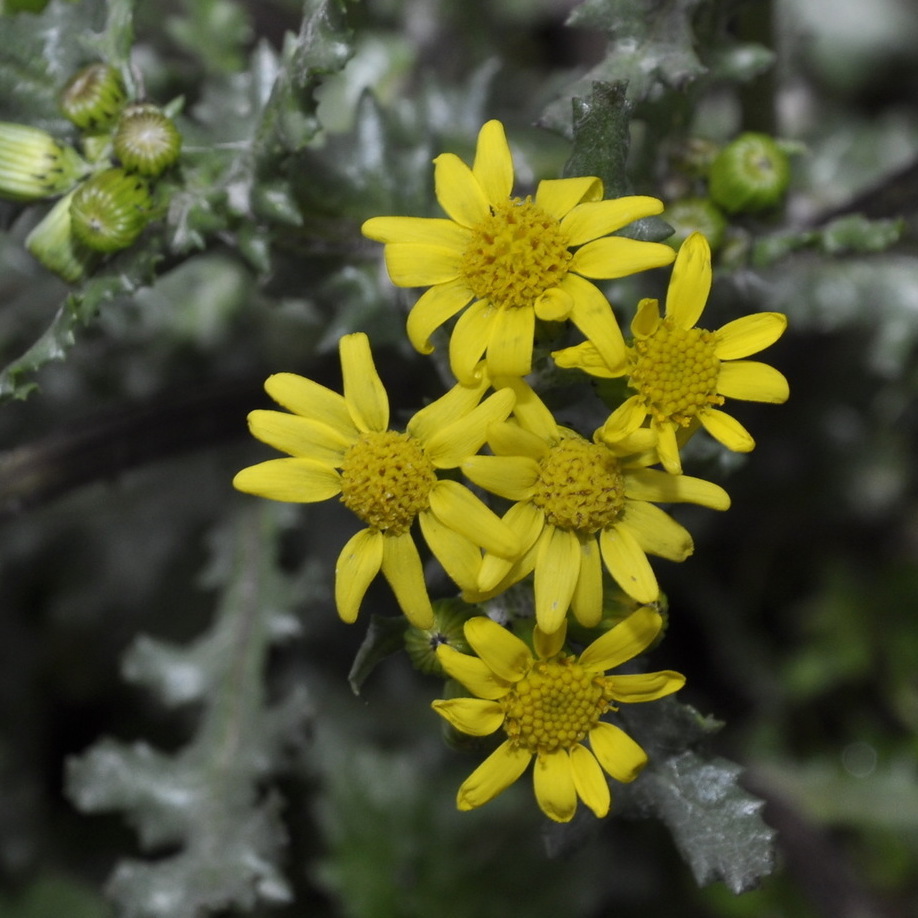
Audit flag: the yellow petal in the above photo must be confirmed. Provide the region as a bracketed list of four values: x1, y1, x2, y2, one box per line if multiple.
[406, 279, 475, 354]
[535, 176, 603, 219]
[428, 479, 521, 558]
[654, 420, 682, 475]
[534, 525, 581, 634]
[579, 605, 663, 672]
[564, 273, 628, 373]
[449, 299, 496, 385]
[472, 119, 514, 205]
[264, 373, 354, 436]
[551, 340, 616, 378]
[334, 528, 384, 623]
[631, 296, 661, 338]
[534, 285, 574, 321]
[380, 531, 433, 628]
[699, 408, 755, 452]
[606, 670, 686, 702]
[418, 510, 482, 593]
[456, 740, 531, 810]
[487, 421, 550, 460]
[494, 376, 560, 445]
[714, 312, 787, 359]
[462, 455, 539, 500]
[423, 388, 516, 469]
[340, 332, 389, 433]
[246, 410, 350, 463]
[485, 303, 535, 378]
[717, 360, 789, 403]
[232, 458, 341, 502]
[560, 195, 665, 246]
[383, 243, 462, 287]
[433, 151, 490, 228]
[571, 535, 603, 628]
[570, 744, 611, 818]
[476, 501, 543, 593]
[572, 236, 675, 280]
[533, 620, 568, 660]
[437, 645, 513, 700]
[533, 750, 578, 822]
[361, 215, 471, 247]
[598, 523, 660, 604]
[464, 615, 532, 682]
[431, 697, 505, 736]
[589, 721, 648, 783]
[664, 231, 711, 329]
[622, 500, 694, 562]
[599, 396, 648, 443]
[625, 468, 731, 510]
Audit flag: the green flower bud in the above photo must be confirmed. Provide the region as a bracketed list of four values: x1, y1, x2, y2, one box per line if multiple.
[709, 132, 791, 215]
[113, 104, 182, 177]
[0, 122, 88, 202]
[69, 168, 153, 253]
[404, 598, 478, 677]
[60, 63, 127, 132]
[25, 189, 96, 283]
[663, 198, 728, 252]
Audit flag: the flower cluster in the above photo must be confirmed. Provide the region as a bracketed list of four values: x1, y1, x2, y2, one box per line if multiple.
[234, 119, 788, 822]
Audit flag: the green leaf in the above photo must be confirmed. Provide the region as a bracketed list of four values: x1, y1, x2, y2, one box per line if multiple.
[348, 612, 409, 695]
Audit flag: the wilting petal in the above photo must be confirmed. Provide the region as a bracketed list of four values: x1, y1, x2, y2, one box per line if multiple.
[428, 479, 521, 559]
[431, 697, 505, 736]
[606, 670, 686, 702]
[534, 285, 574, 321]
[456, 740, 531, 810]
[570, 744, 611, 818]
[340, 332, 389, 432]
[599, 523, 659, 604]
[233, 458, 341, 502]
[589, 721, 648, 783]
[383, 243, 462, 287]
[625, 467, 731, 510]
[380, 531, 433, 628]
[714, 312, 787, 359]
[450, 299, 496, 384]
[572, 236, 675, 280]
[464, 615, 532, 682]
[246, 410, 351, 464]
[334, 528, 384, 623]
[564, 273, 628, 373]
[406, 279, 475, 354]
[437, 644, 512, 700]
[664, 231, 712, 328]
[631, 296, 662, 338]
[433, 152, 490, 228]
[534, 525, 581, 634]
[621, 500, 694, 562]
[561, 196, 665, 246]
[579, 605, 663, 672]
[571, 535, 603, 628]
[699, 408, 755, 453]
[535, 176, 603, 219]
[472, 119, 515, 205]
[264, 373, 355, 437]
[486, 304, 535, 378]
[462, 455, 539, 500]
[362, 215, 471, 247]
[418, 510, 481, 592]
[717, 360, 789, 403]
[533, 750, 578, 823]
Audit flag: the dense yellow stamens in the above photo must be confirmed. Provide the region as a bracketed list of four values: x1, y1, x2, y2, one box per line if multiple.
[531, 438, 625, 532]
[501, 655, 612, 754]
[460, 197, 572, 309]
[629, 316, 723, 425]
[339, 431, 436, 534]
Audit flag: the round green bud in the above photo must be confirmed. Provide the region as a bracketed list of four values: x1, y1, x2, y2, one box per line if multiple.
[404, 598, 478, 677]
[69, 168, 153, 253]
[663, 198, 728, 252]
[709, 132, 791, 215]
[60, 63, 127, 133]
[0, 121, 88, 201]
[113, 104, 182, 177]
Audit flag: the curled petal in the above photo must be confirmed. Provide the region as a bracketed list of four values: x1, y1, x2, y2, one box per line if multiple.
[533, 620, 568, 660]
[334, 528, 384, 623]
[533, 750, 578, 823]
[631, 297, 662, 338]
[456, 740, 531, 810]
[606, 670, 686, 702]
[551, 340, 616, 378]
[431, 697, 505, 736]
[589, 721, 648, 783]
[406, 280, 475, 354]
[699, 408, 755, 453]
[535, 285, 574, 322]
[450, 299, 496, 385]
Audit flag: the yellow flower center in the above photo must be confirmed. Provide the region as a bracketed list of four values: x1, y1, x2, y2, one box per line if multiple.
[531, 438, 625, 533]
[501, 655, 613, 754]
[461, 198, 572, 309]
[629, 316, 724, 425]
[339, 431, 437, 535]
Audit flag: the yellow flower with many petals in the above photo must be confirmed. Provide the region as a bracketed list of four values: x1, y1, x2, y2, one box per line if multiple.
[432, 605, 684, 822]
[461, 377, 730, 633]
[553, 232, 789, 474]
[232, 333, 521, 629]
[362, 120, 676, 384]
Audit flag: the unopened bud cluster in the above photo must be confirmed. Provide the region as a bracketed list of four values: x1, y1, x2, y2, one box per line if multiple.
[3, 61, 183, 282]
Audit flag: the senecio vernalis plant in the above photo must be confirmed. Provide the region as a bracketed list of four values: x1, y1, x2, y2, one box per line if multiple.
[233, 120, 789, 823]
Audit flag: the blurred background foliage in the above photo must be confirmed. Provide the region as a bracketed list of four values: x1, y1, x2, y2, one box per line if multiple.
[0, 0, 917, 916]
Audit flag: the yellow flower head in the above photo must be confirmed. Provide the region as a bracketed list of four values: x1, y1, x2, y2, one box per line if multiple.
[553, 232, 789, 474]
[432, 605, 685, 823]
[461, 377, 730, 633]
[232, 333, 522, 628]
[362, 120, 676, 384]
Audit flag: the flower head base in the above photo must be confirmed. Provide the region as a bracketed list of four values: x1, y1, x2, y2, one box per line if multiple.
[232, 333, 521, 628]
[432, 605, 685, 822]
[59, 63, 127, 132]
[362, 119, 675, 384]
[553, 232, 789, 474]
[113, 103, 182, 177]
[0, 122, 88, 202]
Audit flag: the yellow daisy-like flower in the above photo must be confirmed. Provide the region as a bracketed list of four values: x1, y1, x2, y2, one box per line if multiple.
[432, 605, 684, 823]
[232, 333, 521, 629]
[553, 232, 789, 474]
[462, 377, 730, 634]
[361, 119, 676, 384]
